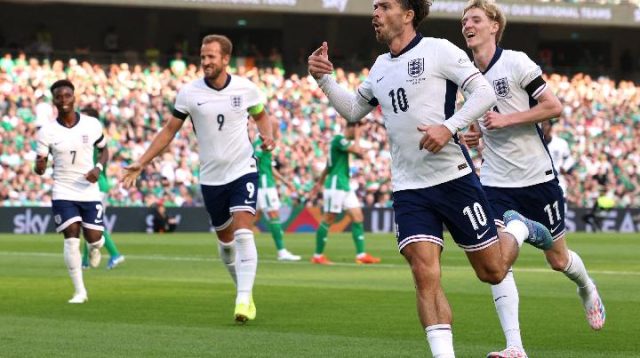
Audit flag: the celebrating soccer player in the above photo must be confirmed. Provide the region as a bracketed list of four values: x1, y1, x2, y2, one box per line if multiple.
[461, 1, 605, 356]
[308, 1, 553, 356]
[123, 34, 275, 324]
[34, 80, 108, 304]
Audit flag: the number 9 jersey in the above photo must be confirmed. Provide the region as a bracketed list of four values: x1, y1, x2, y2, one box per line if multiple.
[36, 113, 106, 202]
[172, 75, 264, 186]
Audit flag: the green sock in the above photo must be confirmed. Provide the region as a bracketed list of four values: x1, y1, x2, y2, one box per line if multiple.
[315, 222, 330, 255]
[81, 241, 89, 265]
[351, 222, 365, 255]
[103, 231, 121, 257]
[270, 219, 285, 250]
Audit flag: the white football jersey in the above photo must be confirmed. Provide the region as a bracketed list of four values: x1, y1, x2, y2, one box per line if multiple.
[477, 48, 555, 188]
[358, 36, 479, 191]
[36, 113, 106, 201]
[173, 75, 263, 185]
[547, 135, 574, 195]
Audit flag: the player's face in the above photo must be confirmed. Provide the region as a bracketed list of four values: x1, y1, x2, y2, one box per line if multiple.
[461, 7, 498, 50]
[372, 0, 407, 45]
[200, 41, 230, 81]
[52, 86, 75, 116]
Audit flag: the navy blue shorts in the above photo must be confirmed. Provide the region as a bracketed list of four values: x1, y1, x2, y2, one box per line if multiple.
[201, 172, 258, 231]
[483, 179, 565, 240]
[52, 200, 105, 233]
[393, 174, 499, 252]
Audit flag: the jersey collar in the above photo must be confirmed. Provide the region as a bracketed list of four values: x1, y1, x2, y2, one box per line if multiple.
[204, 74, 232, 91]
[57, 112, 80, 129]
[479, 47, 503, 75]
[390, 33, 423, 58]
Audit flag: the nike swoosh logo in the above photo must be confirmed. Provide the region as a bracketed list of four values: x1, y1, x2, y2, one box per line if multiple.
[244, 200, 256, 205]
[54, 142, 63, 145]
[476, 228, 490, 240]
[94, 220, 102, 224]
[494, 295, 507, 303]
[197, 101, 212, 106]
[376, 76, 384, 83]
[550, 224, 561, 233]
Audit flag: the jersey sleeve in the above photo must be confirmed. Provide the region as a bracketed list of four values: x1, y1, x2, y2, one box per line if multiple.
[93, 118, 107, 148]
[173, 87, 190, 120]
[245, 80, 265, 111]
[35, 126, 50, 157]
[357, 75, 379, 106]
[512, 51, 546, 99]
[436, 40, 481, 91]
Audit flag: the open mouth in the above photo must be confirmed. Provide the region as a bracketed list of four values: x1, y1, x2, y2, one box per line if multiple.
[465, 32, 476, 39]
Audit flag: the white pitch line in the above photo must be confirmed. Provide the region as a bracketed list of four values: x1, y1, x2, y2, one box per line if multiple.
[1, 251, 639, 276]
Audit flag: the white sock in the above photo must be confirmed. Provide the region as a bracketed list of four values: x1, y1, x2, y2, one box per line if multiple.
[491, 270, 523, 349]
[234, 229, 257, 305]
[63, 238, 86, 295]
[88, 236, 105, 250]
[426, 324, 455, 358]
[503, 220, 528, 247]
[563, 250, 594, 291]
[218, 239, 237, 285]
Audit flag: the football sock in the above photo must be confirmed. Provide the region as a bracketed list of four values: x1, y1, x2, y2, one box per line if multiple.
[88, 236, 105, 251]
[81, 241, 89, 265]
[234, 229, 257, 305]
[269, 219, 285, 250]
[218, 239, 237, 284]
[426, 324, 455, 358]
[491, 270, 523, 349]
[64, 238, 86, 295]
[563, 250, 594, 290]
[103, 230, 121, 257]
[315, 222, 329, 255]
[503, 220, 527, 247]
[351, 222, 365, 255]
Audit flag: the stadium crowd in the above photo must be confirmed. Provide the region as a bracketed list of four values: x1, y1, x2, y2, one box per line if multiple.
[1, 54, 639, 208]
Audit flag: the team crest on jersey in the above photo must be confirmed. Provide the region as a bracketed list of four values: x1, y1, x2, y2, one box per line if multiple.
[82, 135, 89, 144]
[408, 58, 424, 78]
[230, 95, 242, 109]
[493, 77, 511, 98]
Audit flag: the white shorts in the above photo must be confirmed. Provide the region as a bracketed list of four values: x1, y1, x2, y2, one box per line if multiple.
[323, 189, 360, 214]
[257, 187, 281, 213]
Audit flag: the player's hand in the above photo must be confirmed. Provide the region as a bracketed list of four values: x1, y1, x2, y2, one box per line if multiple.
[461, 122, 482, 148]
[85, 168, 100, 183]
[308, 42, 333, 80]
[418, 124, 452, 153]
[123, 162, 143, 187]
[483, 111, 512, 129]
[260, 135, 276, 152]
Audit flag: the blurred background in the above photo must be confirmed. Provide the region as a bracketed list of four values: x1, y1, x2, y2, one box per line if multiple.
[1, 0, 639, 233]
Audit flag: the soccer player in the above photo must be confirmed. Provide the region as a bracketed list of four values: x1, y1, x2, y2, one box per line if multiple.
[310, 121, 381, 265]
[34, 79, 108, 304]
[123, 34, 275, 324]
[542, 120, 575, 198]
[253, 116, 301, 261]
[308, 1, 552, 356]
[460, 1, 606, 356]
[80, 107, 125, 270]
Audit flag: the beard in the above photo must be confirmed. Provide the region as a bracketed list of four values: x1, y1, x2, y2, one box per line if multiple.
[204, 66, 223, 81]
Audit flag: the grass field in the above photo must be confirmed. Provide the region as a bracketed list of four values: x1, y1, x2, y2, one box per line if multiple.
[1, 232, 639, 357]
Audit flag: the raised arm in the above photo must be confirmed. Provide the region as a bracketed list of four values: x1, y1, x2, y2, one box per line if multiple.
[308, 42, 374, 123]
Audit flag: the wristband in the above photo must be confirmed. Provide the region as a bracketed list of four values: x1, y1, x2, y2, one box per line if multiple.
[96, 163, 104, 172]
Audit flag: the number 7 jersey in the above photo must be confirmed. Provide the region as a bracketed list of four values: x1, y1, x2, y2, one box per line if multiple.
[36, 113, 106, 201]
[357, 35, 481, 192]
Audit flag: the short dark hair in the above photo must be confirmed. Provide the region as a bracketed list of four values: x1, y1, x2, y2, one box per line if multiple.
[50, 79, 74, 94]
[81, 106, 99, 118]
[399, 0, 432, 29]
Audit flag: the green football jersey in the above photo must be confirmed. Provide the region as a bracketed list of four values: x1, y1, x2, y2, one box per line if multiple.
[254, 138, 276, 189]
[324, 134, 351, 191]
[94, 147, 109, 193]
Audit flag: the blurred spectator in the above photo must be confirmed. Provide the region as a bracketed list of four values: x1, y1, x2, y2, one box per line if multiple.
[151, 200, 177, 233]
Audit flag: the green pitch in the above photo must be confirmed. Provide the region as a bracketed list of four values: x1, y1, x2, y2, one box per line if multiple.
[1, 232, 638, 357]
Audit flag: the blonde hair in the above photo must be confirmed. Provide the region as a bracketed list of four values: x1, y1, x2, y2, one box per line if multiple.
[201, 34, 233, 56]
[463, 0, 506, 45]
